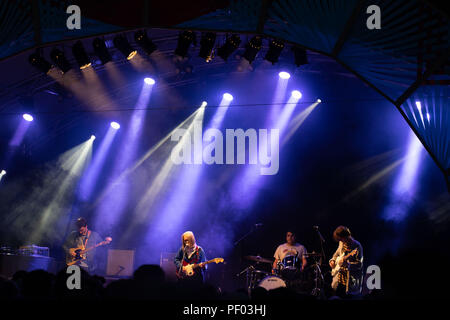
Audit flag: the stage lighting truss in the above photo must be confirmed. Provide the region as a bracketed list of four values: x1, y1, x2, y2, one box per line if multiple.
[175, 60, 194, 74]
[217, 34, 241, 61]
[114, 35, 137, 60]
[93, 38, 112, 65]
[198, 32, 216, 62]
[29, 53, 52, 74]
[134, 30, 157, 56]
[174, 30, 196, 58]
[265, 39, 284, 65]
[292, 46, 308, 67]
[72, 41, 91, 69]
[243, 36, 262, 64]
[50, 48, 72, 73]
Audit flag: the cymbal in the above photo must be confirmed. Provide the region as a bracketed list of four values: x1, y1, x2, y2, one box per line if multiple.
[244, 255, 273, 264]
[303, 253, 322, 257]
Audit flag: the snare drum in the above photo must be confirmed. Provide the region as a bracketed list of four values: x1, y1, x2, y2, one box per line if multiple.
[258, 275, 286, 291]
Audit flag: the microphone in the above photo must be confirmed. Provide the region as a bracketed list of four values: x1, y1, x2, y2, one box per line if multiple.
[313, 226, 325, 242]
[254, 223, 263, 228]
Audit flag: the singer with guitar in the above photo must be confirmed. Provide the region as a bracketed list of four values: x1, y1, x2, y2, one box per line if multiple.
[329, 226, 363, 298]
[63, 217, 110, 274]
[174, 231, 208, 287]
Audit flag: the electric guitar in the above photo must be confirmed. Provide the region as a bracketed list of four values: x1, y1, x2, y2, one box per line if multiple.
[176, 257, 224, 278]
[331, 248, 358, 277]
[66, 237, 112, 266]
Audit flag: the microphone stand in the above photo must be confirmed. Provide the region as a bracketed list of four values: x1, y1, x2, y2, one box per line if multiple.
[234, 225, 258, 246]
[234, 225, 260, 297]
[312, 227, 326, 299]
[178, 248, 186, 279]
[315, 228, 326, 265]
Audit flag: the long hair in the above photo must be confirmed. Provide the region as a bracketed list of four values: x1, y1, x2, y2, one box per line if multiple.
[181, 231, 196, 250]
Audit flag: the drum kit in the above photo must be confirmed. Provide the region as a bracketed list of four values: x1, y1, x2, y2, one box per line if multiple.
[238, 252, 325, 297]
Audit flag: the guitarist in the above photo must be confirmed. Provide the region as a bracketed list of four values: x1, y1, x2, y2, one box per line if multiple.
[62, 217, 102, 274]
[329, 226, 363, 298]
[174, 231, 207, 287]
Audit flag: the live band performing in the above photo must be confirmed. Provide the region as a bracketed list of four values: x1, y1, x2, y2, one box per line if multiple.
[62, 217, 362, 299]
[0, 0, 449, 304]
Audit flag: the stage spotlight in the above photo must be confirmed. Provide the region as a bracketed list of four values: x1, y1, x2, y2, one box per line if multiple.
[242, 36, 262, 64]
[292, 46, 308, 67]
[265, 39, 284, 64]
[111, 121, 120, 130]
[201, 101, 207, 107]
[90, 135, 96, 140]
[19, 96, 35, 121]
[23, 113, 34, 122]
[134, 30, 157, 56]
[174, 31, 195, 58]
[72, 40, 91, 69]
[317, 99, 322, 103]
[291, 90, 302, 99]
[113, 35, 137, 60]
[199, 32, 216, 62]
[223, 93, 233, 101]
[93, 38, 112, 65]
[279, 71, 290, 79]
[50, 49, 72, 73]
[29, 53, 52, 74]
[144, 77, 155, 85]
[0, 170, 5, 176]
[217, 34, 241, 61]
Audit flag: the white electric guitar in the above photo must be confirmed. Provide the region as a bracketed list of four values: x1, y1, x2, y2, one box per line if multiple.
[177, 257, 224, 278]
[331, 248, 358, 277]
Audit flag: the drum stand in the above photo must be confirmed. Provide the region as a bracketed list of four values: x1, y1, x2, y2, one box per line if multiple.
[236, 265, 257, 297]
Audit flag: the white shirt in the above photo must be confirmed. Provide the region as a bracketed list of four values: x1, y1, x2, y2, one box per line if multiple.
[274, 243, 307, 262]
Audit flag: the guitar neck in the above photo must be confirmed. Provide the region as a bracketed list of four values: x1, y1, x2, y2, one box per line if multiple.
[83, 242, 106, 253]
[194, 260, 210, 268]
[194, 259, 219, 268]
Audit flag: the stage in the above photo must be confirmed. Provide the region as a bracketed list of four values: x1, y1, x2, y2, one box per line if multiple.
[0, 0, 448, 303]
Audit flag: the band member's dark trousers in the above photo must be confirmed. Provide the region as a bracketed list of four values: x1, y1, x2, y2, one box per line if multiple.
[335, 283, 347, 298]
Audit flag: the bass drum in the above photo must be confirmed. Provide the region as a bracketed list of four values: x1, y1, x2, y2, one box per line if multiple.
[258, 275, 286, 291]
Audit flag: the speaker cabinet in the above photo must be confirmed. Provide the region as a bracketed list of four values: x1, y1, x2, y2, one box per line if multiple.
[106, 249, 135, 277]
[160, 252, 177, 282]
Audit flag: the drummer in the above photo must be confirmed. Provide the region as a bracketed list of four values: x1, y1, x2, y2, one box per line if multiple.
[272, 230, 307, 274]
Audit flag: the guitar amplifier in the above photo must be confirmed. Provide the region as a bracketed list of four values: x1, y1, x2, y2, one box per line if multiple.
[18, 245, 49, 257]
[160, 252, 177, 282]
[106, 249, 135, 277]
[0, 254, 56, 278]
